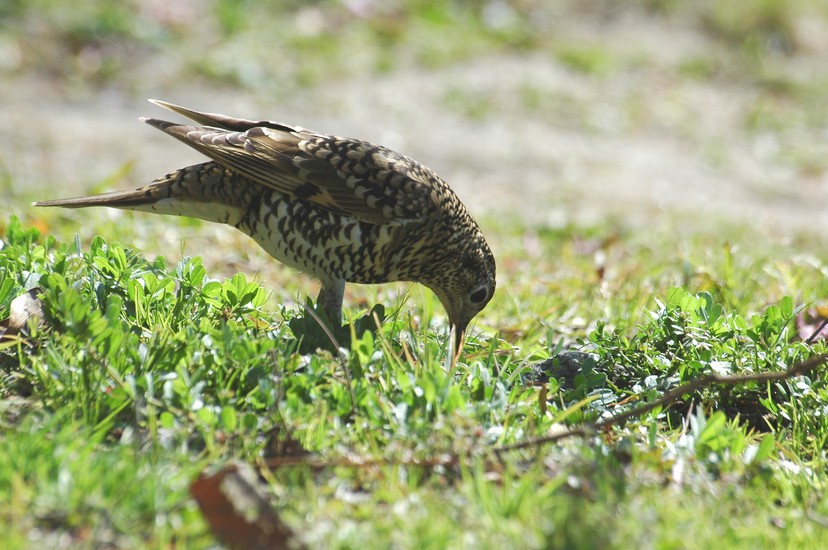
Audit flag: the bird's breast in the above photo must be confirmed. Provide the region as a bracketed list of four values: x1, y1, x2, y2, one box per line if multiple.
[236, 192, 426, 285]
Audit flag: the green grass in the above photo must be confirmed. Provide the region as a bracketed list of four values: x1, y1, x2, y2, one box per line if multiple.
[2, 212, 827, 548]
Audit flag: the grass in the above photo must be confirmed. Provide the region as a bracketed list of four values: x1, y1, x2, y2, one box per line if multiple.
[2, 210, 828, 548]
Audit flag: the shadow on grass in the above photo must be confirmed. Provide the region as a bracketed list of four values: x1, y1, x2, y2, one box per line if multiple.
[288, 300, 386, 355]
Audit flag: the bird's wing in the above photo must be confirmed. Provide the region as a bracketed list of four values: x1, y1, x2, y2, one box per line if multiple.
[145, 100, 442, 224]
[148, 99, 307, 133]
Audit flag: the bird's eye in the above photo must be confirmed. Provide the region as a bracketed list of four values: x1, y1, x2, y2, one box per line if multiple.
[469, 287, 489, 304]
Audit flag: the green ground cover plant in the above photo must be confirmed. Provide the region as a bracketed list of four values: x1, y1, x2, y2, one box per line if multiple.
[2, 213, 827, 548]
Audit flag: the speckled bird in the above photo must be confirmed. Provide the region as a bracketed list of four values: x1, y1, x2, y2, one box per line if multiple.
[35, 100, 496, 356]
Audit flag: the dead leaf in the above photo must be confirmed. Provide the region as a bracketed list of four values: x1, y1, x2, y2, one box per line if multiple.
[190, 461, 304, 550]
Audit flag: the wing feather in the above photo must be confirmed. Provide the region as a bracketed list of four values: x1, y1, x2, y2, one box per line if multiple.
[143, 101, 442, 225]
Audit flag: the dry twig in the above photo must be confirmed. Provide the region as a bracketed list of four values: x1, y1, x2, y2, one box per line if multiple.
[494, 354, 827, 454]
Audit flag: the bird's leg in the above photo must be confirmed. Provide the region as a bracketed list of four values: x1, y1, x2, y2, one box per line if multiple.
[316, 278, 346, 326]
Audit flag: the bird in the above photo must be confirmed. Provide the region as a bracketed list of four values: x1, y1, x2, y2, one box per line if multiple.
[34, 100, 496, 360]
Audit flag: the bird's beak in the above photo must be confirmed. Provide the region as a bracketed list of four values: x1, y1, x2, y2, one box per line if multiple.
[449, 321, 468, 368]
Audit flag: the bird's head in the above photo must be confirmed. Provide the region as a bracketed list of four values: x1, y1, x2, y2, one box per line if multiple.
[428, 240, 496, 362]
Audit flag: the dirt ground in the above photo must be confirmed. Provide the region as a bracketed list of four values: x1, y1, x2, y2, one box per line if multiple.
[3, 8, 828, 238]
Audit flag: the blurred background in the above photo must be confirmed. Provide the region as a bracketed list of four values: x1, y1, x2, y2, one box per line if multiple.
[2, 0, 828, 239]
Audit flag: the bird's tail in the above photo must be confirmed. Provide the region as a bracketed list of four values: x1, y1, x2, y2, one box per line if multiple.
[34, 161, 253, 226]
[34, 187, 164, 209]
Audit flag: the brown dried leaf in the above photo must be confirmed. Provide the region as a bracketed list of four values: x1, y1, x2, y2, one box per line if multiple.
[191, 461, 304, 550]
